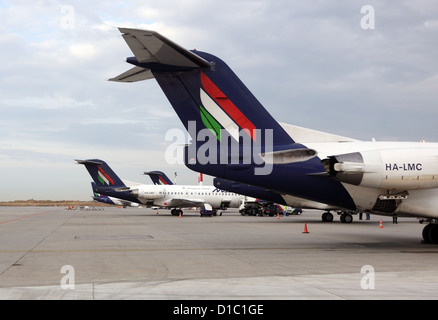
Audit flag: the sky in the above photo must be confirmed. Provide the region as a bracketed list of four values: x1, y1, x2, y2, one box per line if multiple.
[1, 0, 438, 201]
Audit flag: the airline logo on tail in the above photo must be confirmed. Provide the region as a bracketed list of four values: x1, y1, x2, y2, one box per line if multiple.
[199, 71, 257, 142]
[157, 176, 169, 185]
[97, 166, 114, 186]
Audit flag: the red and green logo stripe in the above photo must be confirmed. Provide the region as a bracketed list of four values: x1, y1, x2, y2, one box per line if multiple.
[97, 166, 114, 185]
[158, 176, 169, 185]
[200, 71, 257, 142]
[200, 105, 222, 139]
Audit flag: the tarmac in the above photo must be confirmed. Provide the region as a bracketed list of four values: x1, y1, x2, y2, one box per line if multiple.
[0, 206, 438, 300]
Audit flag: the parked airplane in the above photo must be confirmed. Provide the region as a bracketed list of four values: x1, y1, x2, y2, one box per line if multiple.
[147, 170, 312, 216]
[111, 28, 438, 243]
[92, 171, 173, 207]
[92, 182, 140, 207]
[76, 159, 244, 215]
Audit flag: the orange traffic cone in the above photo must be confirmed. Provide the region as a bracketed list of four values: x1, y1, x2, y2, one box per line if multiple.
[179, 211, 182, 218]
[303, 223, 309, 234]
[379, 219, 383, 229]
[277, 213, 280, 220]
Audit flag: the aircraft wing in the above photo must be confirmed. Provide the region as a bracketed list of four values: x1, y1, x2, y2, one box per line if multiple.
[165, 198, 205, 208]
[109, 28, 211, 82]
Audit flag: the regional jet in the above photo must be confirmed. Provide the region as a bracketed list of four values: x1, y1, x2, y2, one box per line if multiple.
[76, 159, 244, 215]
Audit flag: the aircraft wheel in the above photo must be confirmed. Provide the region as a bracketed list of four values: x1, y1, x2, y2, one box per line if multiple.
[424, 224, 438, 244]
[322, 212, 333, 222]
[422, 224, 432, 244]
[340, 212, 353, 223]
[430, 225, 438, 244]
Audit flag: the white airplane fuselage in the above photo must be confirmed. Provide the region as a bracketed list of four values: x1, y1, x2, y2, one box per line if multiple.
[130, 184, 244, 209]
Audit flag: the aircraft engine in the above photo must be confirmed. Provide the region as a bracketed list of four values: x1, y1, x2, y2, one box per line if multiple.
[321, 148, 438, 190]
[130, 186, 165, 199]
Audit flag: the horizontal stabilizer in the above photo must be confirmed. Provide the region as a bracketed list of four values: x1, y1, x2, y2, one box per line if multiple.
[109, 66, 153, 82]
[75, 159, 102, 165]
[110, 28, 211, 82]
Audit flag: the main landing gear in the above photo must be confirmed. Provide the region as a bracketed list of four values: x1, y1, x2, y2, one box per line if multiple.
[321, 211, 354, 223]
[170, 209, 183, 216]
[421, 221, 438, 244]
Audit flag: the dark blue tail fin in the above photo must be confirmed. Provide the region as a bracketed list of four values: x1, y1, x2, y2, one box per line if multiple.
[78, 159, 142, 204]
[110, 29, 309, 176]
[144, 171, 174, 185]
[76, 159, 126, 188]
